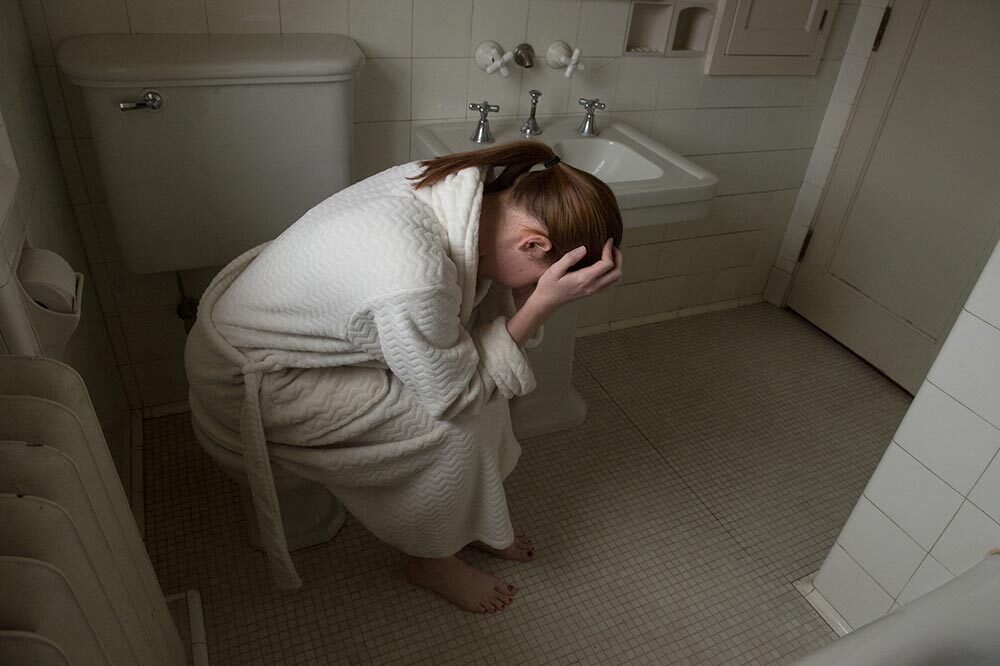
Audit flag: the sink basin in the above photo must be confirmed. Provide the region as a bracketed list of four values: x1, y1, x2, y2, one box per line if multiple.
[552, 137, 663, 183]
[413, 116, 718, 218]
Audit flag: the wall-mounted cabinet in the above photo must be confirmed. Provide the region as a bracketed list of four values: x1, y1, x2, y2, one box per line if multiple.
[705, 0, 839, 75]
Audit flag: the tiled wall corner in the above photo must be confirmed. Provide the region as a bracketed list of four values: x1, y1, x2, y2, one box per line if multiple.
[1, 0, 130, 473]
[813, 238, 1000, 631]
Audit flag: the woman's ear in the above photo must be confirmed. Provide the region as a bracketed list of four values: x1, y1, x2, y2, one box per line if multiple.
[517, 232, 553, 259]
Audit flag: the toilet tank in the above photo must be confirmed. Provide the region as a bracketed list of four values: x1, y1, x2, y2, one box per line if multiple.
[57, 34, 364, 273]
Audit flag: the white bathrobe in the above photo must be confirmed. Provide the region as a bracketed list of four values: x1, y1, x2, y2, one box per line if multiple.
[184, 163, 539, 588]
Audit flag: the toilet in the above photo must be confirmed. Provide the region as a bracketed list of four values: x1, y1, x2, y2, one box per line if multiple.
[57, 33, 364, 551]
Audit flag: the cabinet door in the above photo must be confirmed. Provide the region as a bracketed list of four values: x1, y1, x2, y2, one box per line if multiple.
[726, 0, 831, 56]
[705, 0, 839, 75]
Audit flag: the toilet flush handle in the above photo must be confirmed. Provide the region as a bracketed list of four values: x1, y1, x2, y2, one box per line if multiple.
[119, 90, 163, 112]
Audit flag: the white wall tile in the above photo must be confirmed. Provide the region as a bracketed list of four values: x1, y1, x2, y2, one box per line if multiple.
[411, 58, 469, 119]
[576, 285, 616, 327]
[654, 239, 692, 278]
[650, 108, 728, 156]
[105, 316, 130, 364]
[526, 0, 581, 59]
[354, 59, 411, 122]
[895, 382, 1000, 495]
[72, 204, 102, 264]
[59, 75, 91, 138]
[620, 243, 658, 284]
[690, 231, 756, 273]
[0, 0, 32, 116]
[796, 105, 827, 148]
[469, 61, 523, 119]
[930, 501, 1000, 576]
[712, 266, 746, 303]
[679, 271, 715, 308]
[929, 312, 1000, 429]
[762, 266, 791, 306]
[816, 100, 852, 148]
[279, 0, 349, 34]
[655, 58, 703, 110]
[349, 0, 413, 58]
[896, 555, 952, 606]
[846, 5, 885, 57]
[970, 453, 1000, 525]
[517, 62, 570, 117]
[74, 138, 104, 202]
[966, 242, 1000, 329]
[611, 281, 649, 321]
[771, 76, 808, 107]
[787, 182, 823, 229]
[41, 0, 131, 48]
[865, 442, 964, 550]
[804, 59, 840, 107]
[646, 276, 685, 314]
[777, 224, 808, 263]
[353, 121, 411, 180]
[614, 57, 659, 111]
[470, 0, 529, 57]
[577, 0, 628, 57]
[611, 110, 652, 135]
[831, 54, 868, 105]
[412, 0, 473, 57]
[803, 143, 837, 187]
[839, 496, 925, 597]
[814, 543, 894, 630]
[205, 0, 279, 33]
[566, 57, 618, 114]
[126, 0, 208, 33]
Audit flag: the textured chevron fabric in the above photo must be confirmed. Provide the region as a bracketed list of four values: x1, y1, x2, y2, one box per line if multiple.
[184, 163, 539, 588]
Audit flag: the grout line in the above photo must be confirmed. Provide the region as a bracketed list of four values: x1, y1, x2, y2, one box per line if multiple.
[576, 361, 758, 564]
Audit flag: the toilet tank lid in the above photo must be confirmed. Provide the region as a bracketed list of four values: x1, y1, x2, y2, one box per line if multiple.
[57, 33, 365, 86]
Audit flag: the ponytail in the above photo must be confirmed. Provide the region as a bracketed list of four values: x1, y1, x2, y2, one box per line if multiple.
[410, 140, 622, 269]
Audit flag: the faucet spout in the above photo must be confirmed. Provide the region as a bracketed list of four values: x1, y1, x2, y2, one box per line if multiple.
[513, 44, 535, 69]
[521, 89, 543, 137]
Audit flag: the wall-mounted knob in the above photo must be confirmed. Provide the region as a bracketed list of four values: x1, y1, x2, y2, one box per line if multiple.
[475, 41, 514, 77]
[546, 41, 586, 78]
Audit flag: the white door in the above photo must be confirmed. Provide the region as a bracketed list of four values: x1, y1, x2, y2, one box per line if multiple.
[788, 0, 1000, 393]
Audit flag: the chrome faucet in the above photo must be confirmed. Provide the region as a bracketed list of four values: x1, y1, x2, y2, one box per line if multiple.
[513, 43, 535, 69]
[521, 89, 543, 137]
[468, 101, 500, 144]
[577, 97, 606, 136]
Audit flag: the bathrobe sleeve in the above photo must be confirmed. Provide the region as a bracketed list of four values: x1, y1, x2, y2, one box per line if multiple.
[353, 283, 537, 420]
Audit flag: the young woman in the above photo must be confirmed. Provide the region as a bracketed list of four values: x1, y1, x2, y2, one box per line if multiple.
[185, 141, 623, 613]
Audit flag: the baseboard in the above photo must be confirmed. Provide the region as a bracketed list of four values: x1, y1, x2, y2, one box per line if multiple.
[575, 296, 765, 337]
[794, 573, 852, 637]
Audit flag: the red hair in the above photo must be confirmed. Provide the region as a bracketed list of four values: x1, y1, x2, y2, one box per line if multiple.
[410, 141, 622, 268]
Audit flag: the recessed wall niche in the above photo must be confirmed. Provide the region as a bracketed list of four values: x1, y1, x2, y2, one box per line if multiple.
[625, 0, 717, 58]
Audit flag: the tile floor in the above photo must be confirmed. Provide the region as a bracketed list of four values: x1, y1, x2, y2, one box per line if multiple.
[144, 304, 911, 665]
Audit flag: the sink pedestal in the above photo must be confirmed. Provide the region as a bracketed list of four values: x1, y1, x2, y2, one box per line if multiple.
[510, 302, 587, 439]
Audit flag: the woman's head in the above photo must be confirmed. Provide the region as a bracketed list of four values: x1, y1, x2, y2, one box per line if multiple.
[410, 141, 623, 288]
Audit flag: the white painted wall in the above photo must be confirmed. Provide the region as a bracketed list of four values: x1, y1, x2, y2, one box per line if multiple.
[812, 238, 1000, 630]
[17, 0, 859, 405]
[0, 0, 130, 476]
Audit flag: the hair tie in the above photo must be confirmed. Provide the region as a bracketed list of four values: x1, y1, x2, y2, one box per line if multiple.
[543, 156, 561, 169]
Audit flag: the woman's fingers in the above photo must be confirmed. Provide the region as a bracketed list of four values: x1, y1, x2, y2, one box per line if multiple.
[547, 246, 588, 278]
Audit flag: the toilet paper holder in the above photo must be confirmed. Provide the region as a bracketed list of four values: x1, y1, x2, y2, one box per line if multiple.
[15, 267, 84, 350]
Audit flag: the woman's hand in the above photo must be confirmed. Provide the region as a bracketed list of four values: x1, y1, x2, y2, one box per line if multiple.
[531, 239, 623, 311]
[505, 240, 622, 347]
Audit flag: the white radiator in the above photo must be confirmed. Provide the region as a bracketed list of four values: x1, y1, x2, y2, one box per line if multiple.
[0, 355, 185, 665]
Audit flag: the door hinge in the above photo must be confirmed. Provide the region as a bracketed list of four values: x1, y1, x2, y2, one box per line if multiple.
[818, 9, 829, 32]
[872, 6, 892, 52]
[797, 228, 814, 262]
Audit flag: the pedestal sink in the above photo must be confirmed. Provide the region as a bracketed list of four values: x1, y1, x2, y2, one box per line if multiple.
[413, 116, 718, 439]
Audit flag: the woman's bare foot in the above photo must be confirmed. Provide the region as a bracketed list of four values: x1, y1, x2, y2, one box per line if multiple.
[406, 556, 516, 614]
[471, 529, 535, 562]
